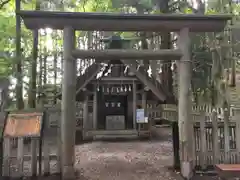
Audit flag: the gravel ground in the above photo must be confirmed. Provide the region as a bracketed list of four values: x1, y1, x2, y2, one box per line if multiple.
[6, 127, 220, 180]
[193, 175, 218, 180]
[74, 128, 178, 180]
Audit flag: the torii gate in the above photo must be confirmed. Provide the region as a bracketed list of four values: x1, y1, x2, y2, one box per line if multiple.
[18, 10, 231, 180]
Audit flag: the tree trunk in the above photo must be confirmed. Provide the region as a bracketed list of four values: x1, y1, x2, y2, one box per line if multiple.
[15, 0, 24, 109]
[53, 47, 57, 104]
[229, 0, 236, 87]
[159, 0, 173, 94]
[28, 1, 40, 108]
[38, 53, 43, 103]
[43, 45, 47, 85]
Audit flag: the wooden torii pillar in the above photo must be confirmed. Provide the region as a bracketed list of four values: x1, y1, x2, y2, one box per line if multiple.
[61, 26, 76, 179]
[177, 28, 194, 179]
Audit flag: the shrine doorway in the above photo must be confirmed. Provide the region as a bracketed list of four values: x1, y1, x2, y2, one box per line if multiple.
[98, 94, 128, 130]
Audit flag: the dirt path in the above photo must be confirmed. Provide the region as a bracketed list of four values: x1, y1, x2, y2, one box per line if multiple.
[73, 127, 181, 180]
[75, 141, 175, 180]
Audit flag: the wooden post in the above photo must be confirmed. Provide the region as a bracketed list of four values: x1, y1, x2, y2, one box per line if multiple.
[56, 111, 61, 173]
[83, 95, 89, 139]
[142, 91, 146, 132]
[133, 82, 137, 130]
[93, 86, 97, 130]
[236, 115, 240, 159]
[142, 91, 146, 110]
[43, 138, 50, 175]
[212, 110, 219, 164]
[61, 26, 76, 180]
[43, 115, 50, 175]
[31, 137, 38, 176]
[223, 108, 230, 163]
[17, 137, 24, 178]
[177, 28, 194, 179]
[0, 137, 3, 177]
[200, 117, 206, 169]
[172, 121, 180, 170]
[2, 138, 10, 177]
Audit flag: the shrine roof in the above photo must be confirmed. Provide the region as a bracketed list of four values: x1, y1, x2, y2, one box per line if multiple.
[18, 10, 232, 32]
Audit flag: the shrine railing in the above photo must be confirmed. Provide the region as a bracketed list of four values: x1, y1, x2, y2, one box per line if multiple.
[161, 104, 240, 170]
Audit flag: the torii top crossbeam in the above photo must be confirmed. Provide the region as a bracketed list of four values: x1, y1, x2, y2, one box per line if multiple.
[18, 10, 231, 32]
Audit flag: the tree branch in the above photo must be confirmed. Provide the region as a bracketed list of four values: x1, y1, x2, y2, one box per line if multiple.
[0, 0, 11, 9]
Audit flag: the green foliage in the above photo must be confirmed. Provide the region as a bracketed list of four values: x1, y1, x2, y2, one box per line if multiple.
[112, 0, 152, 9]
[0, 6, 15, 77]
[184, 8, 193, 14]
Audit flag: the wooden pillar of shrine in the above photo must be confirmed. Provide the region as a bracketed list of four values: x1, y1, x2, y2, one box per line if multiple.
[177, 28, 194, 179]
[93, 85, 97, 130]
[61, 26, 76, 180]
[142, 91, 146, 110]
[141, 91, 147, 132]
[132, 81, 137, 129]
[142, 91, 147, 129]
[83, 94, 89, 138]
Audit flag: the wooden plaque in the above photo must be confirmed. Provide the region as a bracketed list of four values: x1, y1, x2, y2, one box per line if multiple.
[4, 112, 43, 138]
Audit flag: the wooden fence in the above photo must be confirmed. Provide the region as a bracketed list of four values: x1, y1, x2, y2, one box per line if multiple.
[1, 111, 58, 178]
[194, 110, 240, 169]
[161, 104, 240, 169]
[0, 104, 86, 178]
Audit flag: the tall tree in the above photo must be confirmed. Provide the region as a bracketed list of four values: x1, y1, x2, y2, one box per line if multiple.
[15, 0, 24, 109]
[28, 0, 40, 108]
[229, 0, 236, 87]
[158, 0, 173, 94]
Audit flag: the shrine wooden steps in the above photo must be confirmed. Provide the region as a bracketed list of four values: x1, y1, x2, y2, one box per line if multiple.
[85, 130, 139, 140]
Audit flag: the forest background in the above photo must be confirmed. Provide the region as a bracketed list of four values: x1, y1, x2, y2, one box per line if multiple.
[0, 0, 240, 110]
